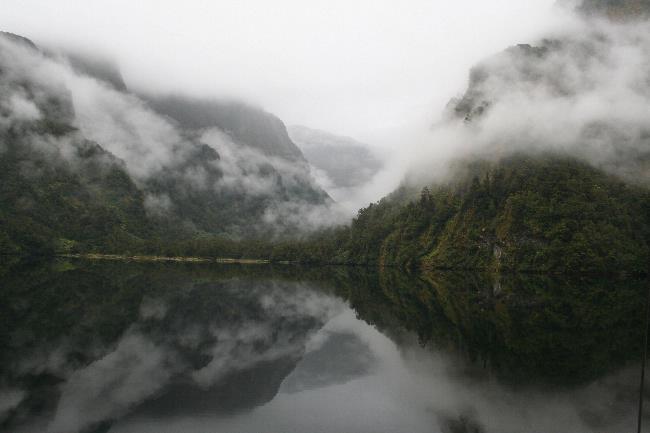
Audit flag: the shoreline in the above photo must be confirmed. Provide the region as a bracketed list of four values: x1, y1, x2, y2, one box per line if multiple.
[58, 253, 272, 264]
[2, 253, 644, 277]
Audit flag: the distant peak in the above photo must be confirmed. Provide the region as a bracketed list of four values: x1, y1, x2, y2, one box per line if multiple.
[0, 31, 38, 50]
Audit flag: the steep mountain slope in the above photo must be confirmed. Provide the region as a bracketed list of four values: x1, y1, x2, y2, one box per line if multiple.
[288, 125, 383, 190]
[0, 129, 152, 255]
[317, 155, 650, 274]
[446, 22, 650, 185]
[0, 37, 151, 254]
[0, 32, 332, 254]
[138, 95, 331, 236]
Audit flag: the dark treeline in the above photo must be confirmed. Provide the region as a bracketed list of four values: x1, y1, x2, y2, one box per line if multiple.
[118, 154, 650, 276]
[3, 154, 650, 276]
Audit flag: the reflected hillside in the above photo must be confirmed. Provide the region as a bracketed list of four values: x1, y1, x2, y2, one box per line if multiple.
[0, 260, 345, 433]
[339, 268, 649, 386]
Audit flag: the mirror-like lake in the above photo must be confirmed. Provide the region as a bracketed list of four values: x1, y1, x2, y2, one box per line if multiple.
[0, 258, 648, 433]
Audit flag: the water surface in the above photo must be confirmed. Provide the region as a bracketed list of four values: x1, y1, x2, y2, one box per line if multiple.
[0, 259, 648, 433]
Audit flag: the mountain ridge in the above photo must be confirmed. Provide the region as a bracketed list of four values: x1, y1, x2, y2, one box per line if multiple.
[0, 31, 332, 254]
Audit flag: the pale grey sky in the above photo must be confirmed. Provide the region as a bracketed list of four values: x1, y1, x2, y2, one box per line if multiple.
[0, 0, 560, 142]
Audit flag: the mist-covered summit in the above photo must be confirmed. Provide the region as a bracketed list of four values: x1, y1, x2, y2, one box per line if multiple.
[288, 125, 383, 190]
[0, 31, 334, 254]
[281, 3, 650, 273]
[445, 14, 650, 185]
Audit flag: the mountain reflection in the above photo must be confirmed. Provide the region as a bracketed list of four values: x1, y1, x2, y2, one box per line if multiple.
[349, 269, 649, 385]
[0, 258, 648, 433]
[0, 259, 344, 433]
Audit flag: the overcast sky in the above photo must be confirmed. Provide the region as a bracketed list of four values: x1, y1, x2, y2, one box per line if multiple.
[0, 0, 561, 143]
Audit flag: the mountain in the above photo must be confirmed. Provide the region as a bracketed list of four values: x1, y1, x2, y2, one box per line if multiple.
[446, 8, 650, 185]
[273, 7, 650, 275]
[302, 155, 650, 274]
[0, 36, 151, 254]
[146, 95, 307, 161]
[288, 125, 383, 190]
[4, 1, 650, 274]
[0, 127, 152, 255]
[0, 32, 331, 254]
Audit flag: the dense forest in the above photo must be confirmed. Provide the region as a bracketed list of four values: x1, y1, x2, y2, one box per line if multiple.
[3, 149, 650, 275]
[271, 155, 650, 274]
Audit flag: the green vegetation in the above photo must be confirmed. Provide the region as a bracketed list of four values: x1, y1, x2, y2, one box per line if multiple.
[3, 32, 649, 276]
[3, 148, 649, 276]
[276, 155, 650, 275]
[0, 124, 152, 256]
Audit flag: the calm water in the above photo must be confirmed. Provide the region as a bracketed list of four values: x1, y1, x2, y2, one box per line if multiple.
[0, 258, 648, 433]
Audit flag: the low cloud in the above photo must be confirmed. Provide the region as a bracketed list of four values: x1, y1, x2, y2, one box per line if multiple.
[0, 35, 343, 233]
[402, 10, 650, 187]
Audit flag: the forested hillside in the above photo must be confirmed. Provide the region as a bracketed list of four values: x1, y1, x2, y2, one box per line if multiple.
[2, 0, 650, 277]
[0, 31, 331, 254]
[278, 155, 650, 274]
